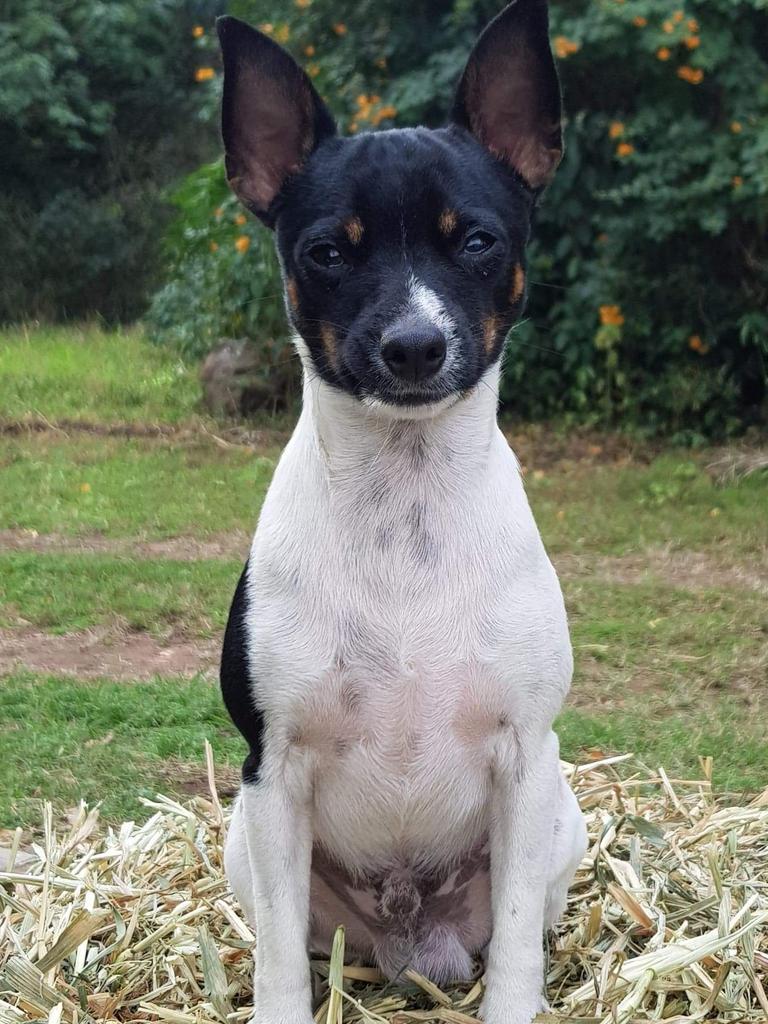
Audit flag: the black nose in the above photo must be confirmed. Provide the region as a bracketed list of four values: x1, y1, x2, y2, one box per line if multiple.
[381, 326, 447, 384]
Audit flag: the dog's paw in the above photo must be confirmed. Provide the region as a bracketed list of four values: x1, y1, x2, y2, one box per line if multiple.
[478, 990, 548, 1024]
[250, 1014, 314, 1024]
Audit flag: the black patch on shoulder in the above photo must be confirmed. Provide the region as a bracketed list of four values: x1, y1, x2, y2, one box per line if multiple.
[220, 559, 264, 784]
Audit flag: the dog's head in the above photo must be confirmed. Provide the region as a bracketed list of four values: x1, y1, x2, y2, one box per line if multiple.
[217, 1, 561, 415]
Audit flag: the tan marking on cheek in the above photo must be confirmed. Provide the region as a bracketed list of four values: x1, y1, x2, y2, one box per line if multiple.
[320, 324, 338, 369]
[438, 209, 458, 236]
[483, 315, 499, 356]
[285, 276, 299, 311]
[510, 263, 526, 305]
[344, 216, 364, 245]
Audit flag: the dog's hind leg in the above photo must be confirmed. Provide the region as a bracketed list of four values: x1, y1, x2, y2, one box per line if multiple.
[543, 775, 587, 929]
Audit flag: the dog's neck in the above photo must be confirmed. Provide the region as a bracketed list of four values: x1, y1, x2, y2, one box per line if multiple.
[300, 365, 502, 490]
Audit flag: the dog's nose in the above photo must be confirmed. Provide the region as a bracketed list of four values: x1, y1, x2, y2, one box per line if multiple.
[381, 326, 447, 384]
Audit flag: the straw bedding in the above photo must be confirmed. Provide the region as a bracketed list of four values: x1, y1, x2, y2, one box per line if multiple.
[1, 746, 767, 1024]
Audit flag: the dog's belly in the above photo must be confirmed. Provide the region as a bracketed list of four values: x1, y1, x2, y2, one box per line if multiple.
[309, 837, 491, 982]
[291, 659, 502, 981]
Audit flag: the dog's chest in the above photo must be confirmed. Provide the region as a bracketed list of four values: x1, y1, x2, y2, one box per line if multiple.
[247, 413, 571, 869]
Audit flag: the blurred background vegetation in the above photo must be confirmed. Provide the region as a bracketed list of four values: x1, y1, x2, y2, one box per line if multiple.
[2, 0, 767, 440]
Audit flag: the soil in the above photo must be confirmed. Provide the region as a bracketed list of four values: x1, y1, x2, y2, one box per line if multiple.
[553, 548, 768, 595]
[0, 528, 250, 563]
[0, 626, 219, 681]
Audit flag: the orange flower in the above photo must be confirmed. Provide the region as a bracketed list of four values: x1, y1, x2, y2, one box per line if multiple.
[684, 35, 700, 49]
[689, 334, 708, 353]
[304, 44, 316, 56]
[349, 121, 359, 133]
[553, 36, 580, 58]
[375, 56, 387, 69]
[687, 17, 699, 31]
[371, 104, 397, 125]
[333, 22, 348, 36]
[214, 207, 223, 219]
[730, 121, 743, 134]
[235, 235, 250, 254]
[732, 175, 744, 188]
[274, 24, 290, 43]
[599, 305, 625, 326]
[609, 121, 625, 139]
[616, 142, 635, 157]
[672, 10, 684, 23]
[657, 46, 671, 60]
[677, 65, 704, 84]
[306, 62, 320, 77]
[192, 25, 204, 38]
[234, 213, 247, 226]
[295, 0, 311, 6]
[80, 482, 91, 494]
[209, 241, 219, 253]
[194, 67, 215, 82]
[663, 19, 675, 33]
[259, 22, 273, 34]
[632, 15, 647, 26]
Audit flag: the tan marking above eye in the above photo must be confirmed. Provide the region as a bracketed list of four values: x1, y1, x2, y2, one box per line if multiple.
[438, 209, 458, 236]
[285, 276, 299, 310]
[510, 264, 526, 305]
[482, 315, 499, 356]
[344, 216, 364, 245]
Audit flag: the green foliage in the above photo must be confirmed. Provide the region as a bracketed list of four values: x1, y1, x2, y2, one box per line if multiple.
[0, 0, 220, 322]
[150, 0, 767, 437]
[145, 161, 287, 357]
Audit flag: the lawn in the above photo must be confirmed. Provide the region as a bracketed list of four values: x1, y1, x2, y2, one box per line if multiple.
[0, 326, 766, 826]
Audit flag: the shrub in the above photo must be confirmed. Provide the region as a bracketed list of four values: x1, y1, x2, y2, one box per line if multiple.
[149, 0, 768, 439]
[0, 0, 220, 323]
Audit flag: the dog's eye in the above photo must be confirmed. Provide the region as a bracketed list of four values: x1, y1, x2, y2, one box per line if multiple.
[309, 244, 346, 269]
[462, 231, 496, 256]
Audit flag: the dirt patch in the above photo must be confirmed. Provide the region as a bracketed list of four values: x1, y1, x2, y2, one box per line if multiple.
[0, 626, 219, 681]
[0, 529, 250, 562]
[0, 415, 292, 451]
[503, 424, 656, 470]
[553, 547, 768, 594]
[161, 762, 241, 801]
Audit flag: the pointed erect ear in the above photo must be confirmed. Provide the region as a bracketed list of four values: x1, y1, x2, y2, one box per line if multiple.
[216, 16, 336, 225]
[452, 0, 563, 190]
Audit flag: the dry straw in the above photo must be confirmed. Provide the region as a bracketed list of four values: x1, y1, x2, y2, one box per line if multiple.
[1, 745, 767, 1024]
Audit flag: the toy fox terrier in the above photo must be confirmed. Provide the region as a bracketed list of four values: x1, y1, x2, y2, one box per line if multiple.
[217, 3, 587, 1022]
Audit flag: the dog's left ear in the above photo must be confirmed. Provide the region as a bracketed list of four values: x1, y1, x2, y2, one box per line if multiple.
[452, 0, 562, 190]
[217, 16, 337, 225]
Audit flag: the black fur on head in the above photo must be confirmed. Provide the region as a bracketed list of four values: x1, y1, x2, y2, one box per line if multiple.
[217, 0, 562, 410]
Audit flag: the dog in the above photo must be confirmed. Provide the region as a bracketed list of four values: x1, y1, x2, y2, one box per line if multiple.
[216, 3, 588, 1022]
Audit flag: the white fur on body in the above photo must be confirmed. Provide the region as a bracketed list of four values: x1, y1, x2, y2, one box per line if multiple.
[225, 359, 587, 1024]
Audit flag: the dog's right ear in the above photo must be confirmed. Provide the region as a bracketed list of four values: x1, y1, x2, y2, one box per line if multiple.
[217, 16, 336, 226]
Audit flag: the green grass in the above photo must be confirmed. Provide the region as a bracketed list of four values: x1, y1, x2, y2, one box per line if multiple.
[0, 435, 274, 539]
[558, 702, 768, 795]
[0, 671, 243, 824]
[0, 324, 202, 425]
[0, 325, 766, 827]
[0, 553, 240, 635]
[527, 454, 768, 558]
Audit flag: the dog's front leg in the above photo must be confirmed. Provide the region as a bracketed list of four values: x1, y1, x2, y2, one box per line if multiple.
[241, 756, 314, 1024]
[482, 729, 561, 1024]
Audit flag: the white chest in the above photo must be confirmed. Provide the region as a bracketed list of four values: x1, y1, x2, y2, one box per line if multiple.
[243, 382, 572, 871]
